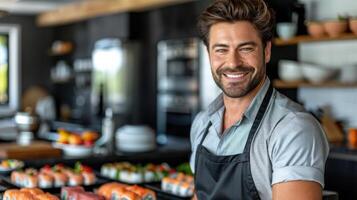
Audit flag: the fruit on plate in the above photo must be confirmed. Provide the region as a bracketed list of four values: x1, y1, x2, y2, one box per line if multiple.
[0, 159, 24, 171]
[68, 134, 83, 145]
[81, 131, 99, 142]
[56, 129, 98, 147]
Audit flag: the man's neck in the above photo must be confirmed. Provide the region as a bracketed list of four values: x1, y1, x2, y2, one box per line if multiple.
[222, 77, 266, 132]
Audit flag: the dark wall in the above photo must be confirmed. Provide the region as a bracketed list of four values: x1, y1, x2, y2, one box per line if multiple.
[0, 15, 53, 96]
[50, 0, 298, 127]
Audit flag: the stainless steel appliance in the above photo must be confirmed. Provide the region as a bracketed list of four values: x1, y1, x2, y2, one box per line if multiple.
[91, 38, 140, 116]
[156, 38, 200, 144]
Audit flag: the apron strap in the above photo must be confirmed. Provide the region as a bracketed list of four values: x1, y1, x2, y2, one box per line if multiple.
[243, 83, 273, 153]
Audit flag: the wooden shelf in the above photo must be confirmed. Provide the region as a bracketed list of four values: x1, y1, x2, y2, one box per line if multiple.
[274, 33, 357, 46]
[273, 80, 357, 89]
[37, 0, 195, 27]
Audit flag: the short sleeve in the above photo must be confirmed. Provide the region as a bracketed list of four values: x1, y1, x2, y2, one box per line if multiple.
[269, 112, 329, 187]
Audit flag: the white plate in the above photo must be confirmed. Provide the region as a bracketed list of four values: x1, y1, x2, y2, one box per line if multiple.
[0, 159, 24, 173]
[52, 142, 93, 157]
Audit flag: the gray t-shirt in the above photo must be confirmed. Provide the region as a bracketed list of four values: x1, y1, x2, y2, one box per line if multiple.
[190, 78, 329, 200]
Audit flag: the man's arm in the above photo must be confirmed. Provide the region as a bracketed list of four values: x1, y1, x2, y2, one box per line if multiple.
[272, 181, 322, 200]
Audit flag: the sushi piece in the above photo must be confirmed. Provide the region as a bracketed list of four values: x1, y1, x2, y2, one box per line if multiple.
[161, 177, 175, 193]
[52, 171, 68, 187]
[125, 185, 156, 200]
[40, 164, 53, 174]
[36, 193, 60, 200]
[120, 190, 141, 200]
[100, 163, 113, 177]
[77, 192, 105, 200]
[68, 172, 84, 186]
[20, 188, 45, 196]
[15, 191, 37, 200]
[97, 182, 127, 199]
[38, 173, 54, 188]
[82, 171, 96, 185]
[11, 171, 24, 185]
[24, 174, 39, 188]
[110, 186, 126, 200]
[61, 186, 85, 200]
[178, 182, 194, 197]
[3, 189, 20, 200]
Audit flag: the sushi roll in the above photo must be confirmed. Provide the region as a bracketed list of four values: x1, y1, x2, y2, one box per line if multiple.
[108, 165, 119, 180]
[61, 186, 85, 200]
[40, 164, 53, 174]
[11, 171, 24, 185]
[144, 171, 155, 182]
[110, 186, 126, 200]
[20, 188, 45, 196]
[38, 173, 54, 188]
[100, 163, 113, 177]
[97, 182, 127, 199]
[52, 171, 68, 187]
[36, 193, 60, 200]
[161, 177, 175, 193]
[24, 174, 39, 188]
[125, 185, 156, 200]
[68, 172, 84, 186]
[82, 171, 96, 185]
[77, 192, 105, 200]
[15, 191, 37, 200]
[3, 189, 20, 200]
[178, 182, 194, 197]
[120, 190, 141, 200]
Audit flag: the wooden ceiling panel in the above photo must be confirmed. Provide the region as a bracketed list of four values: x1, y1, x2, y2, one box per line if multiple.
[37, 0, 195, 27]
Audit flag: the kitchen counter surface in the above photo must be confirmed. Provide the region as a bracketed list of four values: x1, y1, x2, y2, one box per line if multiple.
[22, 136, 191, 169]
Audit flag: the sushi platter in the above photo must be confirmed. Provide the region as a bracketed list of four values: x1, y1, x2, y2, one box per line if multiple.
[0, 160, 195, 200]
[99, 162, 175, 184]
[1, 162, 107, 194]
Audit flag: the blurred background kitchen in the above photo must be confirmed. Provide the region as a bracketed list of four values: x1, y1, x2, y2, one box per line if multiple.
[0, 0, 356, 199]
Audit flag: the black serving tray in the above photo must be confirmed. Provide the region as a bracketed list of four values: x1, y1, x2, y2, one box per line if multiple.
[144, 182, 192, 200]
[0, 174, 108, 194]
[95, 170, 161, 186]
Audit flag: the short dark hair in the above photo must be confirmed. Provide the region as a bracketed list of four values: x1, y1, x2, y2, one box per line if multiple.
[197, 0, 275, 47]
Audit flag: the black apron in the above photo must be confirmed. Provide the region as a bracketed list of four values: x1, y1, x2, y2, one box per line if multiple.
[194, 84, 273, 200]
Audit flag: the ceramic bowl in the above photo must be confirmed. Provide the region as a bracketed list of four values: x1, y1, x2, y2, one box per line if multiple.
[300, 63, 338, 83]
[278, 60, 304, 82]
[323, 20, 348, 37]
[306, 21, 326, 38]
[276, 22, 297, 40]
[349, 18, 357, 35]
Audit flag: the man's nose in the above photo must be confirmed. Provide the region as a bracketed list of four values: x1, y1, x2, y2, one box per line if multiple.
[227, 51, 243, 68]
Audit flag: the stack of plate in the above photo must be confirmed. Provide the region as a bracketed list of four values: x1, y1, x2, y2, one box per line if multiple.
[115, 125, 156, 152]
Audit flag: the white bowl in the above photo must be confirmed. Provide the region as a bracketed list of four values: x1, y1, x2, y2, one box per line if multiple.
[278, 60, 303, 81]
[53, 142, 92, 157]
[115, 125, 156, 152]
[277, 22, 297, 40]
[300, 63, 337, 83]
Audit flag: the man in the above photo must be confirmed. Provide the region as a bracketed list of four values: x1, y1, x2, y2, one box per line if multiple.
[190, 0, 329, 199]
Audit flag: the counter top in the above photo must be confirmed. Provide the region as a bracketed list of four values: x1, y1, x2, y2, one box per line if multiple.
[22, 136, 191, 169]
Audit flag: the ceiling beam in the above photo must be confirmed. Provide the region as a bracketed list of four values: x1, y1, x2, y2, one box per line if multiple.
[36, 0, 195, 27]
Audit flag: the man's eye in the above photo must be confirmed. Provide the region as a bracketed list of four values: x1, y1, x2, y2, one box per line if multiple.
[240, 47, 254, 52]
[215, 49, 227, 53]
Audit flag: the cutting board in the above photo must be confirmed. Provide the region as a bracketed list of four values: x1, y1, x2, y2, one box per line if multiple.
[0, 141, 62, 159]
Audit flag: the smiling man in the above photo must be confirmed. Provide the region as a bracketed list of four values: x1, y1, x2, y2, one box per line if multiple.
[190, 0, 329, 199]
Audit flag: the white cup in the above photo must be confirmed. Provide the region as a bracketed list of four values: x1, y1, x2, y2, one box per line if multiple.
[277, 22, 297, 40]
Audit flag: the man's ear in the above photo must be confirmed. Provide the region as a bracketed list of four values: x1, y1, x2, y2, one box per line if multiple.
[264, 41, 272, 63]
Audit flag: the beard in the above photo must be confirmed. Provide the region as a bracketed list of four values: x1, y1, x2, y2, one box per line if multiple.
[212, 63, 265, 98]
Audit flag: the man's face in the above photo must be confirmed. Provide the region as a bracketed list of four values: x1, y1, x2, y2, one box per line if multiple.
[208, 21, 271, 98]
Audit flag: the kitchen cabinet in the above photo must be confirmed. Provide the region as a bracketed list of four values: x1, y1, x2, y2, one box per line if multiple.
[273, 33, 357, 89]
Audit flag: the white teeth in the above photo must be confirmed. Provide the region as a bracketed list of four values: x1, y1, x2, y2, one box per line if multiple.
[225, 73, 244, 78]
